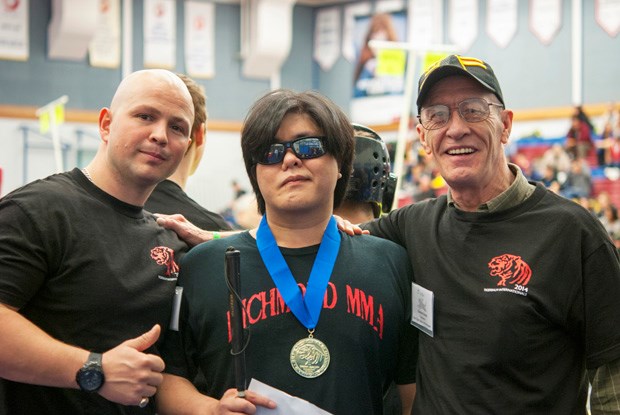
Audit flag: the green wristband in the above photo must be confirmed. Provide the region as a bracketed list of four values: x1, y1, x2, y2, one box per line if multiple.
[212, 231, 221, 240]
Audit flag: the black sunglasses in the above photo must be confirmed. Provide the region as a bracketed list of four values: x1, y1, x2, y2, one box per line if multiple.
[256, 136, 327, 165]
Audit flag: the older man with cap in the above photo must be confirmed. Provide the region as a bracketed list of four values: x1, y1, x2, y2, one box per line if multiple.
[347, 55, 620, 413]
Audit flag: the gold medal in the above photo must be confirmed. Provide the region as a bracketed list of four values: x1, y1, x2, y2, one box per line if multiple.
[289, 331, 330, 378]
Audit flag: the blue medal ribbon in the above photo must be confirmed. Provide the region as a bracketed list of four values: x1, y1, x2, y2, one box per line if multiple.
[256, 215, 340, 330]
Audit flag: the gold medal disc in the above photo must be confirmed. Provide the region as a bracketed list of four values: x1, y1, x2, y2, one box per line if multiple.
[289, 337, 330, 378]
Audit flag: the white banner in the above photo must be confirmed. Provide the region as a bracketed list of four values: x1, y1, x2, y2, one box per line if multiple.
[448, 0, 478, 51]
[89, 0, 121, 68]
[409, 0, 444, 49]
[185, 1, 215, 78]
[342, 2, 371, 62]
[0, 0, 29, 61]
[143, 0, 176, 69]
[595, 0, 620, 37]
[313, 7, 341, 72]
[529, 0, 562, 45]
[486, 0, 517, 48]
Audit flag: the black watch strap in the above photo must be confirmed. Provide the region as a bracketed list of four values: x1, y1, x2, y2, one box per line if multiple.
[85, 352, 102, 366]
[76, 352, 105, 392]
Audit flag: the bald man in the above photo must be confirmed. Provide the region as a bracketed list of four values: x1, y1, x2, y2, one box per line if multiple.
[0, 69, 195, 415]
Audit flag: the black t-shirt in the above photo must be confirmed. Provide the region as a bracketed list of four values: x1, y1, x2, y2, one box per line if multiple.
[0, 169, 189, 415]
[364, 183, 620, 414]
[145, 179, 232, 231]
[162, 231, 417, 414]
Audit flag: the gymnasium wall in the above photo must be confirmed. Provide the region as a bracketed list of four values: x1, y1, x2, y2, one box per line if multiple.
[0, 0, 618, 212]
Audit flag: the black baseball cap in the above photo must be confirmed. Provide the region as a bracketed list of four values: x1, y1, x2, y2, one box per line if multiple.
[416, 55, 505, 113]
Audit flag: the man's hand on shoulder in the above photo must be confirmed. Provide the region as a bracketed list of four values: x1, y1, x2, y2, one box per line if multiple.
[155, 214, 214, 246]
[155, 213, 240, 247]
[333, 214, 369, 236]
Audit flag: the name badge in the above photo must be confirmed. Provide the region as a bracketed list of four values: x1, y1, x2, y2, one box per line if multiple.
[170, 286, 183, 331]
[411, 282, 434, 337]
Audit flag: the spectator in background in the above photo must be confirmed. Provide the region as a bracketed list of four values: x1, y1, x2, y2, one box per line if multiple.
[226, 180, 261, 230]
[512, 152, 541, 182]
[145, 74, 232, 233]
[599, 204, 620, 250]
[231, 179, 247, 200]
[540, 164, 560, 189]
[597, 120, 614, 167]
[412, 174, 435, 202]
[565, 106, 594, 161]
[605, 132, 620, 168]
[540, 143, 571, 180]
[596, 191, 613, 220]
[562, 158, 593, 200]
[230, 192, 262, 230]
[577, 196, 596, 217]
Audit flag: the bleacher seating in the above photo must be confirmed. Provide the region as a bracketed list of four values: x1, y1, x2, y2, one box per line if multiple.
[514, 135, 620, 208]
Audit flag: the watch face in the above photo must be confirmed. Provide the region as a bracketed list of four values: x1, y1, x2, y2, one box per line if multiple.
[78, 368, 104, 392]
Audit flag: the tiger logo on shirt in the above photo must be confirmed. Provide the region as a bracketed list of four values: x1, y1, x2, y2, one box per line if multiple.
[488, 254, 532, 287]
[150, 246, 179, 279]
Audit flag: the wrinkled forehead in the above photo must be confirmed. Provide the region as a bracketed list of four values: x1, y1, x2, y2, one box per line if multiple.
[424, 75, 496, 105]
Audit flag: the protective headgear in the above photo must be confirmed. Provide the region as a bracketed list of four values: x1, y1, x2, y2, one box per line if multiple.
[347, 124, 397, 217]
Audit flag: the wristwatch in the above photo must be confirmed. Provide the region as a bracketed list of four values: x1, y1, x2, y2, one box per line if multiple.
[76, 352, 105, 392]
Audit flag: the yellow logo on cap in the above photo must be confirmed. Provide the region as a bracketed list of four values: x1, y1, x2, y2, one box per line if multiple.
[422, 55, 487, 79]
[419, 55, 488, 93]
[455, 55, 487, 70]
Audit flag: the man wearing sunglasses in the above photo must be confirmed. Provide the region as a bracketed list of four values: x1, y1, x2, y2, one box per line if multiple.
[344, 54, 620, 413]
[155, 89, 417, 415]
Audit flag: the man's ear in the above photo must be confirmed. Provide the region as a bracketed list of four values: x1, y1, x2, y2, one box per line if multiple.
[417, 123, 432, 154]
[500, 109, 513, 145]
[188, 123, 206, 175]
[98, 108, 111, 144]
[193, 123, 206, 149]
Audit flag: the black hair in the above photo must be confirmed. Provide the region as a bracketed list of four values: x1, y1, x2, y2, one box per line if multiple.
[240, 89, 355, 215]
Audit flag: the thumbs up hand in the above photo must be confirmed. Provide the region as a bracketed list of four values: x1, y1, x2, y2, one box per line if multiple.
[98, 325, 165, 407]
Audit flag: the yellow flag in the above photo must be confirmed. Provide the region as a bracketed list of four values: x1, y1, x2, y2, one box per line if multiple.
[54, 103, 65, 125]
[422, 52, 449, 73]
[39, 111, 50, 134]
[376, 49, 406, 76]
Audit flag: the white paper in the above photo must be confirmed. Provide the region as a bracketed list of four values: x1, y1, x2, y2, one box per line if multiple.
[89, 0, 121, 68]
[249, 378, 333, 415]
[143, 0, 176, 69]
[170, 286, 183, 331]
[184, 1, 215, 78]
[47, 0, 98, 61]
[0, 0, 29, 61]
[408, 0, 444, 49]
[411, 282, 434, 337]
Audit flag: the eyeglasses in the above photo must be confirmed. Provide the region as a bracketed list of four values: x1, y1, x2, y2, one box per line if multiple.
[257, 136, 327, 165]
[418, 98, 504, 130]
